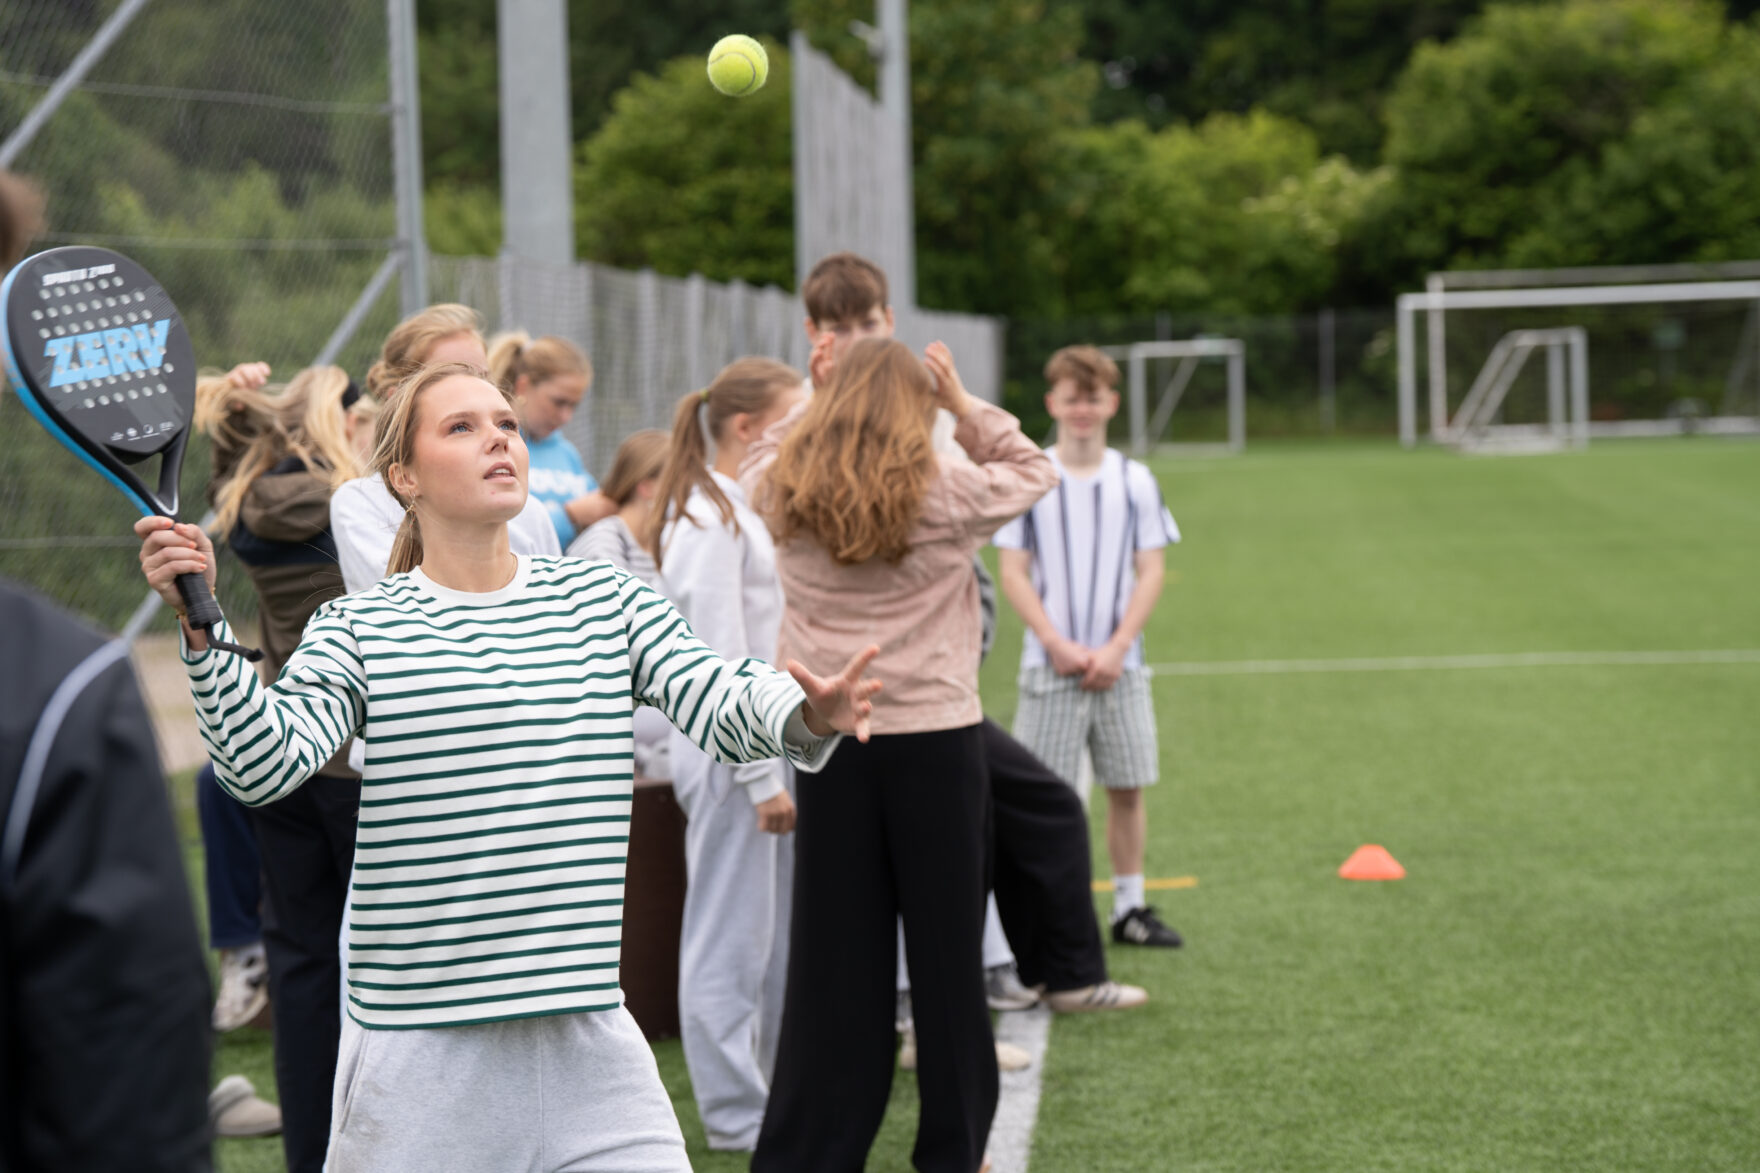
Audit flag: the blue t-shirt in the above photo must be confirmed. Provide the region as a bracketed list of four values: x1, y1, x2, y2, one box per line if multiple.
[524, 430, 597, 547]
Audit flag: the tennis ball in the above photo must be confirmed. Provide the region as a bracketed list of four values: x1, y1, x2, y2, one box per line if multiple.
[707, 35, 768, 97]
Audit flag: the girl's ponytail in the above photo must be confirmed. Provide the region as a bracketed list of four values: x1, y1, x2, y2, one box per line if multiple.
[387, 507, 423, 576]
[640, 357, 803, 570]
[642, 389, 724, 572]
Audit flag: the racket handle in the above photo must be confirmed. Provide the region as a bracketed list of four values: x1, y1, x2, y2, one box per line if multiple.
[174, 573, 264, 662]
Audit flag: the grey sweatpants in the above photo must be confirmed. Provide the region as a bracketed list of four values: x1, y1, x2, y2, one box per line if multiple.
[674, 761, 792, 1150]
[324, 1006, 688, 1173]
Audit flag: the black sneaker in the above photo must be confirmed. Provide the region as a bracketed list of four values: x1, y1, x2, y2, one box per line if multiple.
[1112, 906, 1183, 948]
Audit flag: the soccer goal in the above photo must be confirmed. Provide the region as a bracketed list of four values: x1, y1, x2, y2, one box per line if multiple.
[1445, 327, 1588, 452]
[1397, 264, 1760, 448]
[1101, 338, 1246, 455]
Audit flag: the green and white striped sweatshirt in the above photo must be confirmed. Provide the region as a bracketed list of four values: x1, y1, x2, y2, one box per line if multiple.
[182, 555, 834, 1029]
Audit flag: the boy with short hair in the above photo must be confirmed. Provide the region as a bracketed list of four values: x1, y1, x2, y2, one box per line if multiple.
[994, 345, 1183, 948]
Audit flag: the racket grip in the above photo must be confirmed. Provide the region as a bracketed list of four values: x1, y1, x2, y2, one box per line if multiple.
[174, 573, 264, 662]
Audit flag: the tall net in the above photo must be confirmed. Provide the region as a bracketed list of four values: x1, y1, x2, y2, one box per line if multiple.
[1007, 309, 1399, 443]
[0, 0, 398, 634]
[1435, 300, 1760, 435]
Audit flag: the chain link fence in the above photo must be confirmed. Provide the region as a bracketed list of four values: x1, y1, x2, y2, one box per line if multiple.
[0, 0, 400, 635]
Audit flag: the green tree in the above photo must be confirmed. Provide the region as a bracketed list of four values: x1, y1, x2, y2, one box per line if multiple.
[795, 0, 1100, 317]
[1367, 0, 1760, 287]
[1055, 110, 1387, 315]
[573, 43, 794, 288]
[1080, 0, 1507, 162]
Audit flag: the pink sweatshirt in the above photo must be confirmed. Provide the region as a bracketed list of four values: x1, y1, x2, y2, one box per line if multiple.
[742, 398, 1058, 735]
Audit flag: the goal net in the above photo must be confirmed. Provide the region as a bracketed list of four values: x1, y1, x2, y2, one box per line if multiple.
[1397, 264, 1760, 448]
[1100, 338, 1246, 455]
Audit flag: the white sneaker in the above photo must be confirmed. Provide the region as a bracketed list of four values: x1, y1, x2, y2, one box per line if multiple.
[209, 1075, 282, 1138]
[984, 962, 1040, 1011]
[1043, 979, 1149, 1014]
[898, 1026, 1031, 1073]
[212, 945, 269, 1032]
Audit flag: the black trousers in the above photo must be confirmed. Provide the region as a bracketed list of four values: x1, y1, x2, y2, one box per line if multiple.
[754, 726, 997, 1173]
[249, 773, 360, 1173]
[982, 719, 1109, 993]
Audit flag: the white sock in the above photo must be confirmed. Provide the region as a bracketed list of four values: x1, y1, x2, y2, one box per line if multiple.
[1113, 874, 1145, 922]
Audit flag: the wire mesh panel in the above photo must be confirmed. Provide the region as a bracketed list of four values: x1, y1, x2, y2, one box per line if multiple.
[428, 254, 1006, 477]
[0, 0, 397, 633]
[790, 32, 913, 305]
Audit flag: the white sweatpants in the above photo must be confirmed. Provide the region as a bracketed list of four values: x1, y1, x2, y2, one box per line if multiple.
[324, 1006, 687, 1173]
[673, 762, 792, 1151]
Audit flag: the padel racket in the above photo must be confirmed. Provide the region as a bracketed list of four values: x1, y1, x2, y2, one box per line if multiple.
[2, 245, 260, 659]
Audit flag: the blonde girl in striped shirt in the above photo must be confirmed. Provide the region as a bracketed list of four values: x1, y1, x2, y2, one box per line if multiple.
[134, 363, 880, 1173]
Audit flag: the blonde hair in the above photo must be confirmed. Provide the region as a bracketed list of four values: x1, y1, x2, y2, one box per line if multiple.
[371, 363, 517, 576]
[366, 304, 483, 401]
[599, 429, 669, 506]
[196, 365, 374, 537]
[1044, 345, 1120, 394]
[642, 358, 801, 571]
[758, 339, 934, 566]
[486, 330, 593, 394]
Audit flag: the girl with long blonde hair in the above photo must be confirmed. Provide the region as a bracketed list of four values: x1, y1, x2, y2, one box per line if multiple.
[135, 362, 880, 1172]
[332, 305, 561, 594]
[745, 337, 1058, 1173]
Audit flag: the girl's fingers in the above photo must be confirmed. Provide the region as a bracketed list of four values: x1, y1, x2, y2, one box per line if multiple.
[842, 644, 879, 681]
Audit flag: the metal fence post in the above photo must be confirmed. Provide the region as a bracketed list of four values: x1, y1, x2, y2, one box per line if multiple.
[388, 0, 428, 316]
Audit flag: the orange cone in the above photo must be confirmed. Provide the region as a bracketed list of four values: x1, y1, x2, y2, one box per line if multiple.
[1338, 844, 1405, 881]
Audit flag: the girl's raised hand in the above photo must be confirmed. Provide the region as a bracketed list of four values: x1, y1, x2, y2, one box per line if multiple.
[788, 644, 883, 743]
[808, 329, 838, 389]
[134, 515, 215, 612]
[225, 362, 272, 391]
[923, 342, 974, 419]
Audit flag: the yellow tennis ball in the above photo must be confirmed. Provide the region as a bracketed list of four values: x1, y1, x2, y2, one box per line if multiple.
[707, 35, 768, 97]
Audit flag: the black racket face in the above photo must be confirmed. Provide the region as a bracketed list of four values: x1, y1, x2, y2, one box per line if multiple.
[3, 246, 197, 515]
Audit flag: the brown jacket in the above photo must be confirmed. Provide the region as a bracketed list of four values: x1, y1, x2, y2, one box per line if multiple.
[226, 458, 356, 778]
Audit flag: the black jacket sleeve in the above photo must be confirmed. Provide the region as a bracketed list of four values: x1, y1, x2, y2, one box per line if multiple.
[0, 588, 212, 1173]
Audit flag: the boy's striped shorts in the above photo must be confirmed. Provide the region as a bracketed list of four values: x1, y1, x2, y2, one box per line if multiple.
[1011, 666, 1160, 791]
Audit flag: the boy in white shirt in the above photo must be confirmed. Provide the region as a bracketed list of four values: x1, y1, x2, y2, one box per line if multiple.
[994, 345, 1183, 947]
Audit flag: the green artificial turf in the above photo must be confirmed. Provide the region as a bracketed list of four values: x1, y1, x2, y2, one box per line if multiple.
[977, 437, 1760, 1172]
[172, 436, 1760, 1170]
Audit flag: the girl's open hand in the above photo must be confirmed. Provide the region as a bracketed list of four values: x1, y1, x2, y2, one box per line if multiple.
[788, 644, 883, 743]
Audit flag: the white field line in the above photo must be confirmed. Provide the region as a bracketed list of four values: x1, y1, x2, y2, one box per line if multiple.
[1146, 649, 1760, 678]
[988, 1005, 1053, 1173]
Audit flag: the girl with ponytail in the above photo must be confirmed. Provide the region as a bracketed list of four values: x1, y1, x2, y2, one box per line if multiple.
[642, 358, 806, 1151]
[488, 330, 610, 547]
[332, 306, 561, 594]
[135, 362, 880, 1172]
